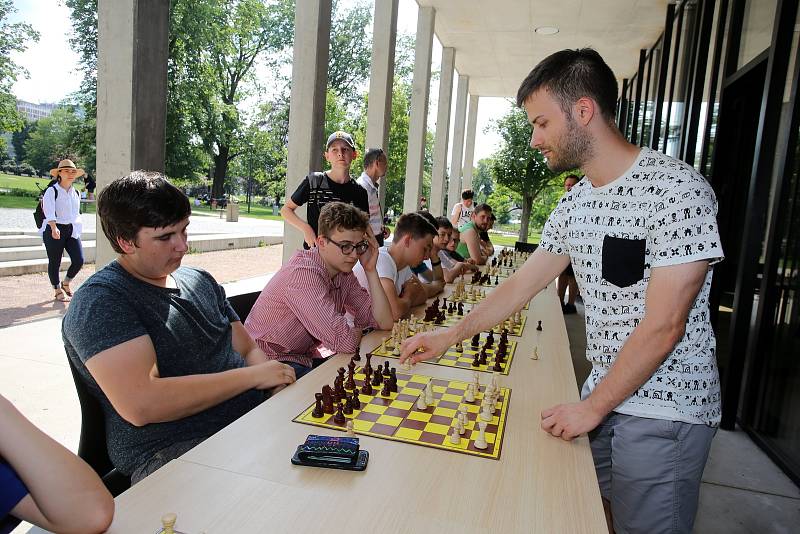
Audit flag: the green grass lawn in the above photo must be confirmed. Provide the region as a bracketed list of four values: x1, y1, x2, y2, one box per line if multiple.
[192, 199, 283, 222]
[490, 231, 541, 248]
[0, 172, 51, 193]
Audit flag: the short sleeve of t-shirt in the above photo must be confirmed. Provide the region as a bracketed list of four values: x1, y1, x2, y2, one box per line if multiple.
[539, 194, 571, 256]
[375, 251, 399, 286]
[649, 176, 724, 268]
[290, 177, 311, 207]
[63, 283, 149, 362]
[0, 460, 27, 518]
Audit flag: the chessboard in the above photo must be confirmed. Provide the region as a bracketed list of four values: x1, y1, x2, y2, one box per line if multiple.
[371, 330, 517, 375]
[294, 361, 511, 460]
[424, 311, 527, 336]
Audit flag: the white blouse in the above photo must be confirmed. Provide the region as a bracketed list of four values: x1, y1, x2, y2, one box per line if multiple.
[39, 182, 83, 238]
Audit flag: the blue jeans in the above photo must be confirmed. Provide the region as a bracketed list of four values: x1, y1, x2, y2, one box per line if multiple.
[42, 223, 84, 288]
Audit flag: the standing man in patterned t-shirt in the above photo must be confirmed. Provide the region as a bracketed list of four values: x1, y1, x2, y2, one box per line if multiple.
[400, 48, 723, 533]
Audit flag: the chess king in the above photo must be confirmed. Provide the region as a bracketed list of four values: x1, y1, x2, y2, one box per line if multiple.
[399, 48, 723, 533]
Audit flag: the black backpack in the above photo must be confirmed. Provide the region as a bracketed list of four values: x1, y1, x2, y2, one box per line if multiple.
[33, 180, 58, 228]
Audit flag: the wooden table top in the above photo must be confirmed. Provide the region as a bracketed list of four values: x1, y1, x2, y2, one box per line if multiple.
[104, 282, 605, 533]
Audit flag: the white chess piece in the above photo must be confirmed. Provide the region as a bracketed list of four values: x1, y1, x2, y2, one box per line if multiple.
[425, 381, 434, 404]
[464, 383, 475, 402]
[480, 398, 493, 421]
[346, 420, 355, 437]
[474, 421, 488, 450]
[449, 426, 461, 444]
[457, 415, 466, 435]
[416, 394, 428, 410]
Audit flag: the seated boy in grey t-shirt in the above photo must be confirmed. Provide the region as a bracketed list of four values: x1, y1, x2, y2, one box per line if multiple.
[62, 172, 296, 483]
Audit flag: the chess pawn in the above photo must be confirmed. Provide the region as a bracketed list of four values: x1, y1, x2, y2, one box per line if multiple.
[392, 344, 401, 356]
[455, 340, 463, 353]
[457, 414, 466, 435]
[449, 426, 461, 445]
[159, 513, 179, 534]
[416, 394, 428, 410]
[346, 420, 355, 437]
[473, 371, 481, 392]
[424, 381, 435, 405]
[474, 421, 488, 450]
[464, 383, 475, 402]
[480, 399, 493, 421]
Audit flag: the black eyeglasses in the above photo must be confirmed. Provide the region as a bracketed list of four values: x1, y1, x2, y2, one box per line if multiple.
[325, 236, 369, 255]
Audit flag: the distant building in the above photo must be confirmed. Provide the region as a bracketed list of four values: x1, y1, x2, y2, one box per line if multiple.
[16, 100, 58, 121]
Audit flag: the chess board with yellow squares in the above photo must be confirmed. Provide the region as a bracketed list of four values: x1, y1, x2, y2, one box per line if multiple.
[370, 332, 518, 376]
[293, 364, 511, 460]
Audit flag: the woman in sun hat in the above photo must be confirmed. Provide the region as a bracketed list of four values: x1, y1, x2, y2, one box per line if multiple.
[40, 159, 85, 302]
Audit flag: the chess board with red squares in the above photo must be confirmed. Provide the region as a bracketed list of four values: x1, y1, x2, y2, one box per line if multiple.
[293, 363, 511, 460]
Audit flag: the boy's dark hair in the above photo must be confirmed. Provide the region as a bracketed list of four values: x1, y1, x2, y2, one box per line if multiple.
[473, 203, 493, 215]
[516, 48, 618, 124]
[318, 201, 368, 237]
[435, 216, 453, 230]
[364, 148, 386, 169]
[97, 171, 191, 254]
[564, 174, 580, 183]
[461, 189, 474, 200]
[394, 212, 437, 241]
[416, 210, 438, 229]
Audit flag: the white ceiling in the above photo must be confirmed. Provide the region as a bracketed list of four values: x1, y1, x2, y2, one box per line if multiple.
[416, 0, 671, 97]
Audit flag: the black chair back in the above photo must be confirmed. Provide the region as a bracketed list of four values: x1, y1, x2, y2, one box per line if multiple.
[67, 356, 131, 496]
[227, 291, 261, 322]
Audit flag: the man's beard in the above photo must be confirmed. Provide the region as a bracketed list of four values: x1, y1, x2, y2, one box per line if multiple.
[545, 115, 592, 173]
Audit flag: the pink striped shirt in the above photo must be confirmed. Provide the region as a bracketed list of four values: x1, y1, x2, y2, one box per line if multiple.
[244, 248, 375, 368]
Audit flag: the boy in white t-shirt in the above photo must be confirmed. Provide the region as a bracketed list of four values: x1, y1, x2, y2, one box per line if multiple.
[449, 189, 475, 228]
[353, 212, 435, 320]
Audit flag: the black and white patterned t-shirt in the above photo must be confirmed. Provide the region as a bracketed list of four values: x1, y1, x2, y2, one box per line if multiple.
[540, 148, 724, 426]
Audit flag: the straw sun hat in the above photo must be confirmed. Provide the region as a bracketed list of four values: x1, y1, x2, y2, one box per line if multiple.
[49, 159, 85, 178]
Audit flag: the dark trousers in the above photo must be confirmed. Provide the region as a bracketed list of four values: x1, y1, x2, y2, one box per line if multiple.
[43, 223, 84, 288]
[284, 357, 330, 380]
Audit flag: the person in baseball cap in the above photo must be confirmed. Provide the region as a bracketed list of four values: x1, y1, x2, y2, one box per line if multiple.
[281, 130, 369, 249]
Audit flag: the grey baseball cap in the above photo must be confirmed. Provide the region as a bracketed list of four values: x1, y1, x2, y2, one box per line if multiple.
[326, 131, 356, 150]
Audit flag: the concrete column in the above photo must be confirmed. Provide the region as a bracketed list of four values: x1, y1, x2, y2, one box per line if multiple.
[365, 0, 398, 212]
[447, 74, 469, 212]
[95, 0, 169, 268]
[462, 94, 480, 190]
[429, 47, 455, 217]
[403, 6, 435, 214]
[283, 1, 332, 263]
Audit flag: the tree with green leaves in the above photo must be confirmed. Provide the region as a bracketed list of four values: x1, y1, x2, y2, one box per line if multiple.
[490, 106, 560, 241]
[23, 107, 85, 173]
[471, 157, 494, 204]
[0, 0, 39, 133]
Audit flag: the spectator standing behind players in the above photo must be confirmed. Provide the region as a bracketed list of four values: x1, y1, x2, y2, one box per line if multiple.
[456, 203, 494, 265]
[401, 48, 724, 534]
[0, 394, 113, 533]
[356, 148, 391, 246]
[63, 172, 296, 484]
[450, 189, 475, 228]
[557, 174, 582, 314]
[281, 131, 369, 249]
[353, 212, 434, 320]
[245, 202, 393, 379]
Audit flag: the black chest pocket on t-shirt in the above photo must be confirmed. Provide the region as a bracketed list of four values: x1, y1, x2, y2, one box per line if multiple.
[602, 235, 646, 288]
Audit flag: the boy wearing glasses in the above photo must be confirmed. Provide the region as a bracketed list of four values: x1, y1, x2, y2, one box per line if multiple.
[245, 202, 393, 379]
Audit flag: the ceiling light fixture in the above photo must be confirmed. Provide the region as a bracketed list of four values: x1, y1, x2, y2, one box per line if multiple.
[534, 26, 559, 35]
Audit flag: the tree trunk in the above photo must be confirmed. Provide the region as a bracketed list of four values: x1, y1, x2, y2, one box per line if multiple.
[519, 194, 533, 242]
[212, 145, 229, 199]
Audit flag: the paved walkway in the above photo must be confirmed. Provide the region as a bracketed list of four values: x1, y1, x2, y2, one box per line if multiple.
[0, 208, 285, 327]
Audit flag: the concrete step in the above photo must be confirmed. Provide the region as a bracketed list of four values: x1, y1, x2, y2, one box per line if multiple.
[0, 233, 282, 276]
[0, 230, 97, 242]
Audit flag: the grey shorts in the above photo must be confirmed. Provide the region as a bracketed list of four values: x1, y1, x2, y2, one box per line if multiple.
[589, 411, 716, 534]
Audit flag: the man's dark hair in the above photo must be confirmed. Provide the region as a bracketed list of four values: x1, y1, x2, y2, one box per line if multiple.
[416, 210, 437, 229]
[318, 201, 368, 237]
[473, 203, 493, 215]
[564, 174, 581, 184]
[97, 171, 191, 254]
[363, 148, 386, 169]
[435, 216, 453, 230]
[394, 212, 437, 241]
[516, 48, 618, 123]
[461, 189, 474, 200]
